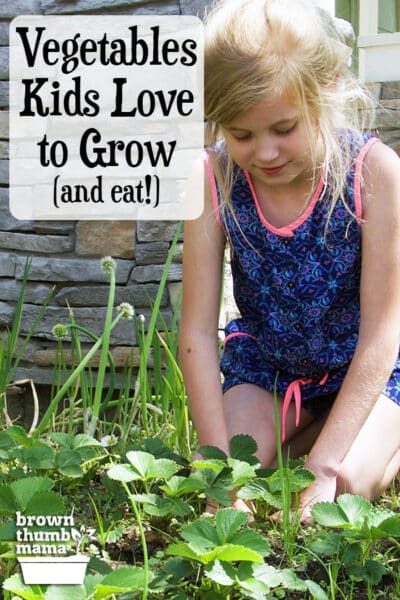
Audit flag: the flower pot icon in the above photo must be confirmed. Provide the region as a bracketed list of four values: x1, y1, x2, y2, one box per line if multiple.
[18, 554, 90, 585]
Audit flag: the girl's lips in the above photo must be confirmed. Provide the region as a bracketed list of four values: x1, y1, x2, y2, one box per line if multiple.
[260, 164, 286, 175]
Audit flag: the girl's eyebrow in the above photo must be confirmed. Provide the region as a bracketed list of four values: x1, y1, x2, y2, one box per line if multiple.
[225, 117, 297, 132]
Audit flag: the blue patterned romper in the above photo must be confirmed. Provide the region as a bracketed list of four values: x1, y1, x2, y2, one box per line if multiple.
[206, 132, 400, 441]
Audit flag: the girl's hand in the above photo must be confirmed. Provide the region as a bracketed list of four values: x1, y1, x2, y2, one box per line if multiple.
[297, 471, 337, 523]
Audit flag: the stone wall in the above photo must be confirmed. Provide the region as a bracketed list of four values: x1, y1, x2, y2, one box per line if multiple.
[0, 0, 209, 386]
[372, 81, 400, 154]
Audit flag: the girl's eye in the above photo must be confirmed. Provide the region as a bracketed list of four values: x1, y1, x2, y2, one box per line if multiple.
[232, 134, 251, 142]
[275, 123, 297, 136]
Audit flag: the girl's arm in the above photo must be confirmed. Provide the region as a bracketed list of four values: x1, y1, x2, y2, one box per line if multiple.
[303, 141, 400, 501]
[179, 161, 229, 454]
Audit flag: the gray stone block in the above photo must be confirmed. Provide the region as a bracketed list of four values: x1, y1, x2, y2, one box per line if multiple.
[0, 47, 8, 81]
[131, 263, 182, 282]
[375, 107, 400, 129]
[42, 0, 168, 14]
[0, 190, 34, 230]
[103, 1, 178, 14]
[15, 256, 132, 283]
[179, 0, 208, 17]
[13, 303, 172, 343]
[0, 81, 8, 108]
[0, 140, 8, 158]
[0, 300, 15, 325]
[55, 282, 167, 307]
[32, 221, 76, 233]
[0, 23, 9, 46]
[0, 111, 8, 138]
[0, 231, 74, 253]
[0, 0, 42, 17]
[135, 241, 169, 265]
[381, 81, 400, 100]
[0, 158, 8, 184]
[0, 278, 53, 304]
[0, 252, 16, 276]
[136, 221, 181, 242]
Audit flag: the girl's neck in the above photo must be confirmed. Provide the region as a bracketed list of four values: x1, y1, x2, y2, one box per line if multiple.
[251, 166, 324, 229]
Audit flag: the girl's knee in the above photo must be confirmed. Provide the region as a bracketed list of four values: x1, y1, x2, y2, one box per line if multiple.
[336, 463, 376, 501]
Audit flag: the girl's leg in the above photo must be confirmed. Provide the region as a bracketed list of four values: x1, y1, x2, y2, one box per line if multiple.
[223, 383, 317, 466]
[337, 393, 400, 499]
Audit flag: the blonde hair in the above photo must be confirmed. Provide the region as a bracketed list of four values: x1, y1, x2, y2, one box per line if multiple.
[204, 0, 375, 229]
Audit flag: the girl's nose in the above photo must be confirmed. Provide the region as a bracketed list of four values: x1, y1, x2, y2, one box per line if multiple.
[255, 137, 280, 163]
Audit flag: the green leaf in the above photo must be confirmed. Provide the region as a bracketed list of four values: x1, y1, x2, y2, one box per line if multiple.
[72, 434, 101, 450]
[0, 484, 17, 514]
[204, 560, 235, 585]
[347, 560, 385, 585]
[25, 490, 65, 515]
[107, 463, 140, 482]
[286, 467, 315, 491]
[94, 566, 152, 597]
[49, 432, 73, 448]
[361, 560, 386, 585]
[304, 579, 329, 600]
[342, 542, 362, 564]
[215, 543, 264, 563]
[227, 458, 257, 487]
[159, 475, 206, 497]
[249, 563, 281, 587]
[311, 501, 349, 527]
[125, 451, 177, 480]
[373, 514, 400, 537]
[230, 434, 258, 461]
[205, 487, 232, 507]
[0, 430, 17, 451]
[21, 445, 55, 470]
[337, 494, 372, 527]
[5, 425, 32, 447]
[198, 445, 228, 460]
[230, 529, 271, 557]
[44, 584, 88, 600]
[56, 448, 83, 478]
[166, 542, 200, 562]
[144, 496, 191, 517]
[191, 458, 226, 473]
[237, 480, 282, 509]
[2, 573, 45, 600]
[309, 533, 342, 556]
[11, 477, 54, 511]
[215, 508, 248, 543]
[281, 568, 307, 592]
[162, 556, 194, 580]
[181, 519, 219, 551]
[0, 520, 17, 540]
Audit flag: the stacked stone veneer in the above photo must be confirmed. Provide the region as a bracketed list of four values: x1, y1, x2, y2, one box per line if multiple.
[0, 0, 209, 387]
[372, 81, 400, 154]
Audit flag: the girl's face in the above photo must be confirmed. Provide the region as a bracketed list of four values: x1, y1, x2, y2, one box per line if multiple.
[221, 94, 321, 190]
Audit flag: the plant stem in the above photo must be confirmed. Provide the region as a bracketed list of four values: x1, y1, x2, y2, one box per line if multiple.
[89, 265, 116, 436]
[34, 312, 124, 437]
[121, 481, 149, 600]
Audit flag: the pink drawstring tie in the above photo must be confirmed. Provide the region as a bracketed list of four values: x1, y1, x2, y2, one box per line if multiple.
[281, 373, 329, 443]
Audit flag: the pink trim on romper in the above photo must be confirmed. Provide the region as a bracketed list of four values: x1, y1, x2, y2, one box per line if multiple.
[204, 152, 222, 226]
[224, 331, 258, 347]
[281, 373, 329, 443]
[354, 137, 380, 222]
[244, 170, 326, 237]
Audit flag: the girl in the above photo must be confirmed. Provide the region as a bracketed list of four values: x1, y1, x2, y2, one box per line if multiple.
[179, 0, 400, 521]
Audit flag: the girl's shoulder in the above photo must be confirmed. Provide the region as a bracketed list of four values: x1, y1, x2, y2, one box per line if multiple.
[361, 140, 400, 219]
